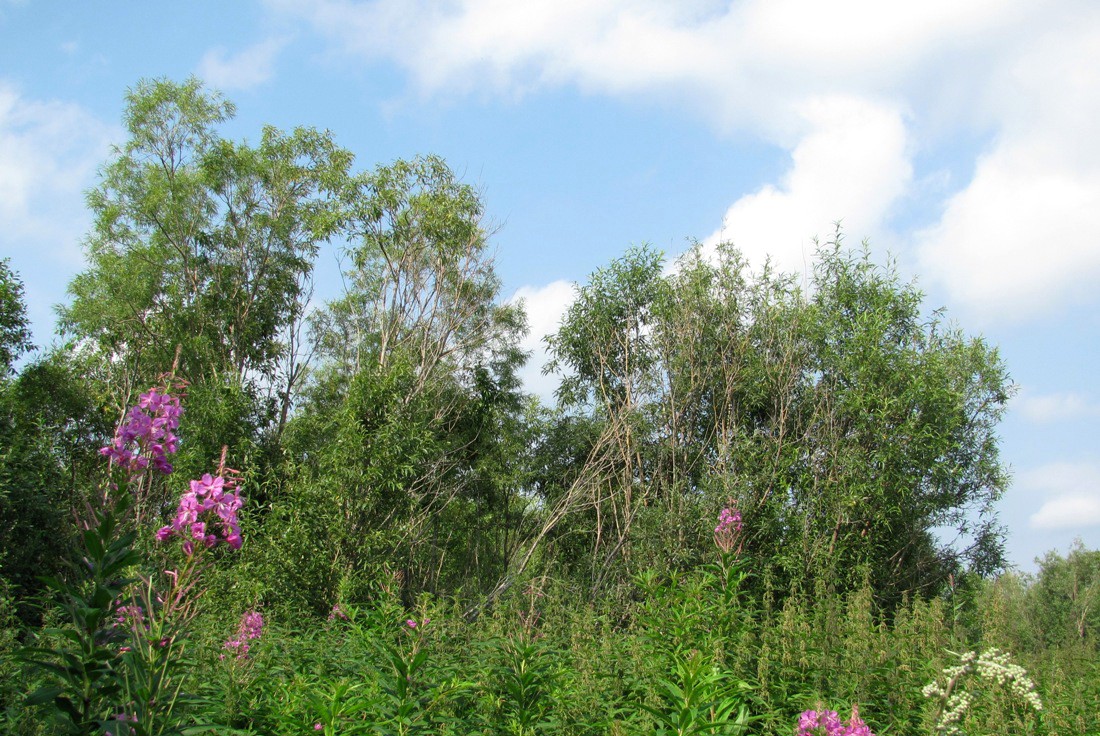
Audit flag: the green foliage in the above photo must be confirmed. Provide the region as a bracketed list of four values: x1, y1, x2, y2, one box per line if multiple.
[0, 269, 106, 621]
[544, 236, 1011, 603]
[0, 259, 33, 374]
[638, 652, 751, 736]
[0, 361, 85, 618]
[1030, 540, 1100, 647]
[267, 153, 531, 609]
[20, 486, 142, 734]
[62, 77, 349, 388]
[7, 74, 1089, 736]
[483, 634, 561, 735]
[59, 77, 354, 515]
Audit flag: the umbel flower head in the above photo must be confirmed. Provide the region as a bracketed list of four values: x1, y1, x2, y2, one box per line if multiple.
[156, 472, 244, 552]
[923, 648, 1042, 735]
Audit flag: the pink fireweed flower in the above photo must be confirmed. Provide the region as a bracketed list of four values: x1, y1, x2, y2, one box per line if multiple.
[714, 504, 743, 555]
[114, 604, 145, 630]
[100, 387, 183, 477]
[406, 619, 417, 628]
[795, 707, 876, 736]
[224, 610, 264, 659]
[156, 472, 244, 552]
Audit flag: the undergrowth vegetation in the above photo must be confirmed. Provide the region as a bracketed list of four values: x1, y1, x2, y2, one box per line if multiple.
[1, 78, 1098, 735]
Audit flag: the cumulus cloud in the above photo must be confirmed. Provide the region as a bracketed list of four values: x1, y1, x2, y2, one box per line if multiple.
[703, 95, 911, 278]
[0, 81, 115, 250]
[913, 11, 1100, 321]
[0, 81, 117, 341]
[1016, 390, 1100, 424]
[915, 136, 1100, 322]
[509, 280, 575, 401]
[270, 0, 1100, 324]
[1031, 496, 1100, 531]
[267, 0, 1022, 134]
[1020, 462, 1100, 530]
[197, 38, 286, 91]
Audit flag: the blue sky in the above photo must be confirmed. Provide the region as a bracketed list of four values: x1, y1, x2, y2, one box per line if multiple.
[2, 0, 1098, 571]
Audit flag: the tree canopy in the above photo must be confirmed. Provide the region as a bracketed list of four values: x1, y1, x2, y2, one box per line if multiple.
[13, 77, 1016, 614]
[543, 239, 1010, 602]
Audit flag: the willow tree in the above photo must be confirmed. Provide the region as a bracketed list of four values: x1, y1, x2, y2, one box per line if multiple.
[544, 237, 1010, 603]
[270, 155, 530, 608]
[60, 78, 352, 487]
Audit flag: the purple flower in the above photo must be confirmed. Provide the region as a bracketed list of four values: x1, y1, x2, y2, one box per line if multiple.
[224, 610, 264, 660]
[101, 387, 182, 478]
[795, 707, 875, 736]
[156, 471, 244, 552]
[714, 504, 743, 554]
[241, 611, 263, 639]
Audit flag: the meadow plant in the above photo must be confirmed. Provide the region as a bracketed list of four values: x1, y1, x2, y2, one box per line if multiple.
[23, 382, 246, 735]
[223, 610, 263, 659]
[116, 454, 244, 734]
[795, 706, 875, 736]
[629, 507, 756, 735]
[100, 384, 185, 529]
[922, 648, 1042, 735]
[639, 651, 751, 736]
[155, 468, 243, 552]
[714, 505, 743, 556]
[100, 387, 183, 477]
[374, 615, 465, 735]
[713, 504, 748, 606]
[481, 580, 561, 735]
[21, 481, 142, 734]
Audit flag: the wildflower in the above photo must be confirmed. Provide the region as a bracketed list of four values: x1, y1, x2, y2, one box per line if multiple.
[224, 610, 264, 660]
[328, 604, 348, 621]
[156, 472, 244, 552]
[924, 648, 1042, 735]
[406, 619, 417, 628]
[795, 707, 875, 736]
[843, 706, 874, 736]
[107, 712, 138, 736]
[314, 724, 323, 731]
[114, 604, 145, 630]
[714, 504, 743, 555]
[100, 387, 183, 477]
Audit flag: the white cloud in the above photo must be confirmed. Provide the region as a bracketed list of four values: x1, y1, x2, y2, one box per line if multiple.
[272, 0, 1100, 324]
[915, 136, 1100, 322]
[0, 81, 115, 250]
[1031, 495, 1100, 531]
[913, 11, 1100, 322]
[1016, 390, 1100, 424]
[0, 81, 117, 342]
[197, 38, 286, 91]
[703, 95, 911, 278]
[1020, 462, 1100, 530]
[509, 280, 575, 401]
[269, 0, 1024, 135]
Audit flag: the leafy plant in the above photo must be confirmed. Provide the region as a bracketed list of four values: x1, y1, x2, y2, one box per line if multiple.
[21, 485, 140, 734]
[639, 651, 751, 736]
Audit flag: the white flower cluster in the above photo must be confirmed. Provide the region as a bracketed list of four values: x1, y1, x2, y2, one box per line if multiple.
[933, 691, 972, 735]
[974, 648, 1043, 712]
[923, 648, 1042, 735]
